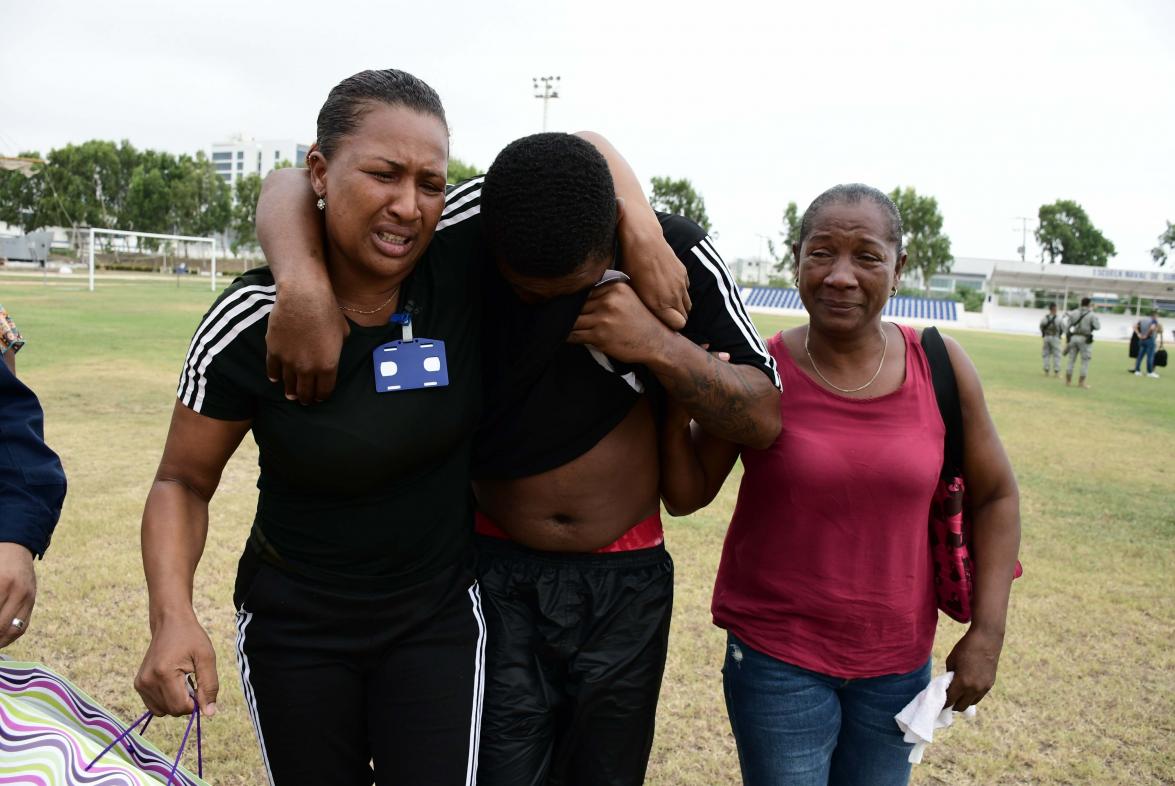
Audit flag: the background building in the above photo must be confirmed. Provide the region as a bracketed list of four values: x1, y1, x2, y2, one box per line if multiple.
[730, 256, 776, 286]
[210, 135, 309, 190]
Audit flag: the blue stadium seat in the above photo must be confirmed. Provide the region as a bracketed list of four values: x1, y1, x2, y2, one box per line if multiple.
[742, 288, 959, 322]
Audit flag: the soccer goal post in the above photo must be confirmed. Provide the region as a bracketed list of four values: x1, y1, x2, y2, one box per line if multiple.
[86, 227, 219, 292]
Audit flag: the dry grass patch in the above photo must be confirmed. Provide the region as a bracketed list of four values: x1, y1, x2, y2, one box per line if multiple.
[2, 280, 1171, 784]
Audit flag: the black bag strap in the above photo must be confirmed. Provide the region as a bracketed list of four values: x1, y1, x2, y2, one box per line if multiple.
[921, 326, 964, 478]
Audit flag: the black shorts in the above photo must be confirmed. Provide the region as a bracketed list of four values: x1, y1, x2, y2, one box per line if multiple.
[474, 535, 674, 786]
[233, 545, 486, 785]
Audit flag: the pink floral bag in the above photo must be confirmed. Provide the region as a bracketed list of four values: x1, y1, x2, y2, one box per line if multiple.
[922, 328, 1022, 623]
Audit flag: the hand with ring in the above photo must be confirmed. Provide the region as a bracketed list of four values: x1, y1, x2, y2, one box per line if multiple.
[0, 542, 36, 648]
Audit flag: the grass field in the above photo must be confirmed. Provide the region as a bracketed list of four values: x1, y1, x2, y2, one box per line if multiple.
[2, 273, 1172, 785]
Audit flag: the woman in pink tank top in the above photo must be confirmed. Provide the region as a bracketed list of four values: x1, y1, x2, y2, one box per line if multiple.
[661, 185, 1021, 786]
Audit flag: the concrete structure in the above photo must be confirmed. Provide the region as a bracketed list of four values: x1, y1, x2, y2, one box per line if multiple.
[916, 256, 1175, 306]
[0, 223, 72, 251]
[731, 257, 776, 286]
[987, 259, 1175, 306]
[0, 231, 52, 264]
[211, 135, 310, 189]
[926, 257, 995, 294]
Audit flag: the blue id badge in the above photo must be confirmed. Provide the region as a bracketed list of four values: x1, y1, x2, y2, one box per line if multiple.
[372, 313, 449, 393]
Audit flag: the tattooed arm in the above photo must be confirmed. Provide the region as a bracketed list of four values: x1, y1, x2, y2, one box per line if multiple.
[568, 282, 780, 448]
[651, 339, 779, 448]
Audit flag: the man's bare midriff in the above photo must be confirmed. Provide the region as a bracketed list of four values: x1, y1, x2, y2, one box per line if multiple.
[473, 397, 660, 552]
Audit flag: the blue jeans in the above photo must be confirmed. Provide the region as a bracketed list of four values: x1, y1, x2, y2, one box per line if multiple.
[1134, 337, 1156, 372]
[722, 633, 931, 786]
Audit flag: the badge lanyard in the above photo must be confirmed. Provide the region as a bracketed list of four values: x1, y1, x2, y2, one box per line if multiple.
[372, 312, 450, 393]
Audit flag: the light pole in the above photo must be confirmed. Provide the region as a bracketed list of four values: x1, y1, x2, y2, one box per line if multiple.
[533, 76, 561, 131]
[1013, 216, 1030, 262]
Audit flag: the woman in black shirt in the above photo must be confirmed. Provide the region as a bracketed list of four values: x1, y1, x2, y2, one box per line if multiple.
[134, 70, 488, 786]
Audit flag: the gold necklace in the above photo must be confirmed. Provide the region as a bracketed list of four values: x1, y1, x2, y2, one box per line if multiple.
[336, 288, 399, 315]
[804, 325, 889, 394]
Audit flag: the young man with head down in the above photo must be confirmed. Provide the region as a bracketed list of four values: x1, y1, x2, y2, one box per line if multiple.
[257, 131, 780, 786]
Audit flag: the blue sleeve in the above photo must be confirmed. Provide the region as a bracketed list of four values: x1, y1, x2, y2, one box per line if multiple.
[0, 363, 67, 557]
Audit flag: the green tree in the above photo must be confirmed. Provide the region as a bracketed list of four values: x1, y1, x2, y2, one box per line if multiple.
[44, 140, 141, 239]
[1035, 199, 1116, 267]
[767, 201, 801, 277]
[124, 165, 171, 238]
[889, 186, 954, 295]
[231, 173, 264, 255]
[1151, 221, 1174, 267]
[121, 149, 183, 251]
[0, 140, 142, 250]
[649, 176, 711, 234]
[0, 152, 45, 232]
[170, 151, 232, 240]
[447, 157, 479, 184]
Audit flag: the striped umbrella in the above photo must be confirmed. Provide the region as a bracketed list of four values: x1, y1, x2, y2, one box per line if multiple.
[0, 661, 208, 786]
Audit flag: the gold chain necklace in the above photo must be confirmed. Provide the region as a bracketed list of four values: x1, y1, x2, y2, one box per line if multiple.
[804, 325, 889, 394]
[336, 287, 399, 315]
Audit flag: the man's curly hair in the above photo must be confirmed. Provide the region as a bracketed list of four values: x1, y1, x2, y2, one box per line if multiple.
[481, 133, 617, 278]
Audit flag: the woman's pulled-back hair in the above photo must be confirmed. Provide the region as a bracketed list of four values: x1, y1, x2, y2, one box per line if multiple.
[316, 69, 448, 158]
[799, 183, 904, 256]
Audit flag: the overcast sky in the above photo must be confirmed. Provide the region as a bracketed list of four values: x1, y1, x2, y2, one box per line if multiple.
[2, 0, 1172, 267]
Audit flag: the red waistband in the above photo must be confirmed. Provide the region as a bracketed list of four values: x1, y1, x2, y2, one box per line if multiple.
[474, 510, 664, 553]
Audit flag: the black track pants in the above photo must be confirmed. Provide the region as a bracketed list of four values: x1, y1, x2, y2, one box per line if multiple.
[474, 536, 674, 786]
[233, 547, 486, 785]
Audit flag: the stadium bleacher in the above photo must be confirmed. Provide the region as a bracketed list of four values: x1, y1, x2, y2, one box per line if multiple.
[741, 287, 960, 322]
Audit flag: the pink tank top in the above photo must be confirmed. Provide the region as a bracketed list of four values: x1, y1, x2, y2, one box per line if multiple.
[712, 325, 943, 678]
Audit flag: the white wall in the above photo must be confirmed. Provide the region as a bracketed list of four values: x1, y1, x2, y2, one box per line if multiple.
[980, 303, 1151, 342]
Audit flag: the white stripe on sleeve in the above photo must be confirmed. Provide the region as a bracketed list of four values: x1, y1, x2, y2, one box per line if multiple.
[178, 284, 276, 403]
[692, 239, 781, 388]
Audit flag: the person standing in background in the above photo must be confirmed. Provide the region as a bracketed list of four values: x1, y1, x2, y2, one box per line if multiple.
[1132, 309, 1161, 378]
[1040, 303, 1063, 377]
[1063, 297, 1100, 388]
[0, 305, 68, 649]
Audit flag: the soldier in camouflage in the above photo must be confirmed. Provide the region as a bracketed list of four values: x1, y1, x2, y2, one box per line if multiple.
[1040, 303, 1063, 377]
[1063, 297, 1100, 388]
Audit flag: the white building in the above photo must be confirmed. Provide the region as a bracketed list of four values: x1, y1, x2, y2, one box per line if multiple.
[731, 256, 776, 286]
[926, 257, 996, 294]
[210, 135, 310, 189]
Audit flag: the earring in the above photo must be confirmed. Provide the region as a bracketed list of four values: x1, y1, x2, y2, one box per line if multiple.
[316, 197, 326, 211]
[891, 286, 898, 296]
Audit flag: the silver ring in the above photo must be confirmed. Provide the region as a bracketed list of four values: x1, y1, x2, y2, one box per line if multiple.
[10, 617, 25, 631]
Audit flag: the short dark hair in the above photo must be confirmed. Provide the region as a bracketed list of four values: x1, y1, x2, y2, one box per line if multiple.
[1081, 297, 1092, 307]
[798, 184, 904, 256]
[316, 69, 447, 159]
[1049, 303, 1057, 309]
[481, 133, 617, 278]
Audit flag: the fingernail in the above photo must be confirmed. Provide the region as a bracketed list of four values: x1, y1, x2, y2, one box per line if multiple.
[205, 702, 217, 717]
[285, 393, 297, 401]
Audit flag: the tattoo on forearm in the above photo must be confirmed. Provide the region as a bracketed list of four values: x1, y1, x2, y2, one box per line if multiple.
[660, 352, 772, 445]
